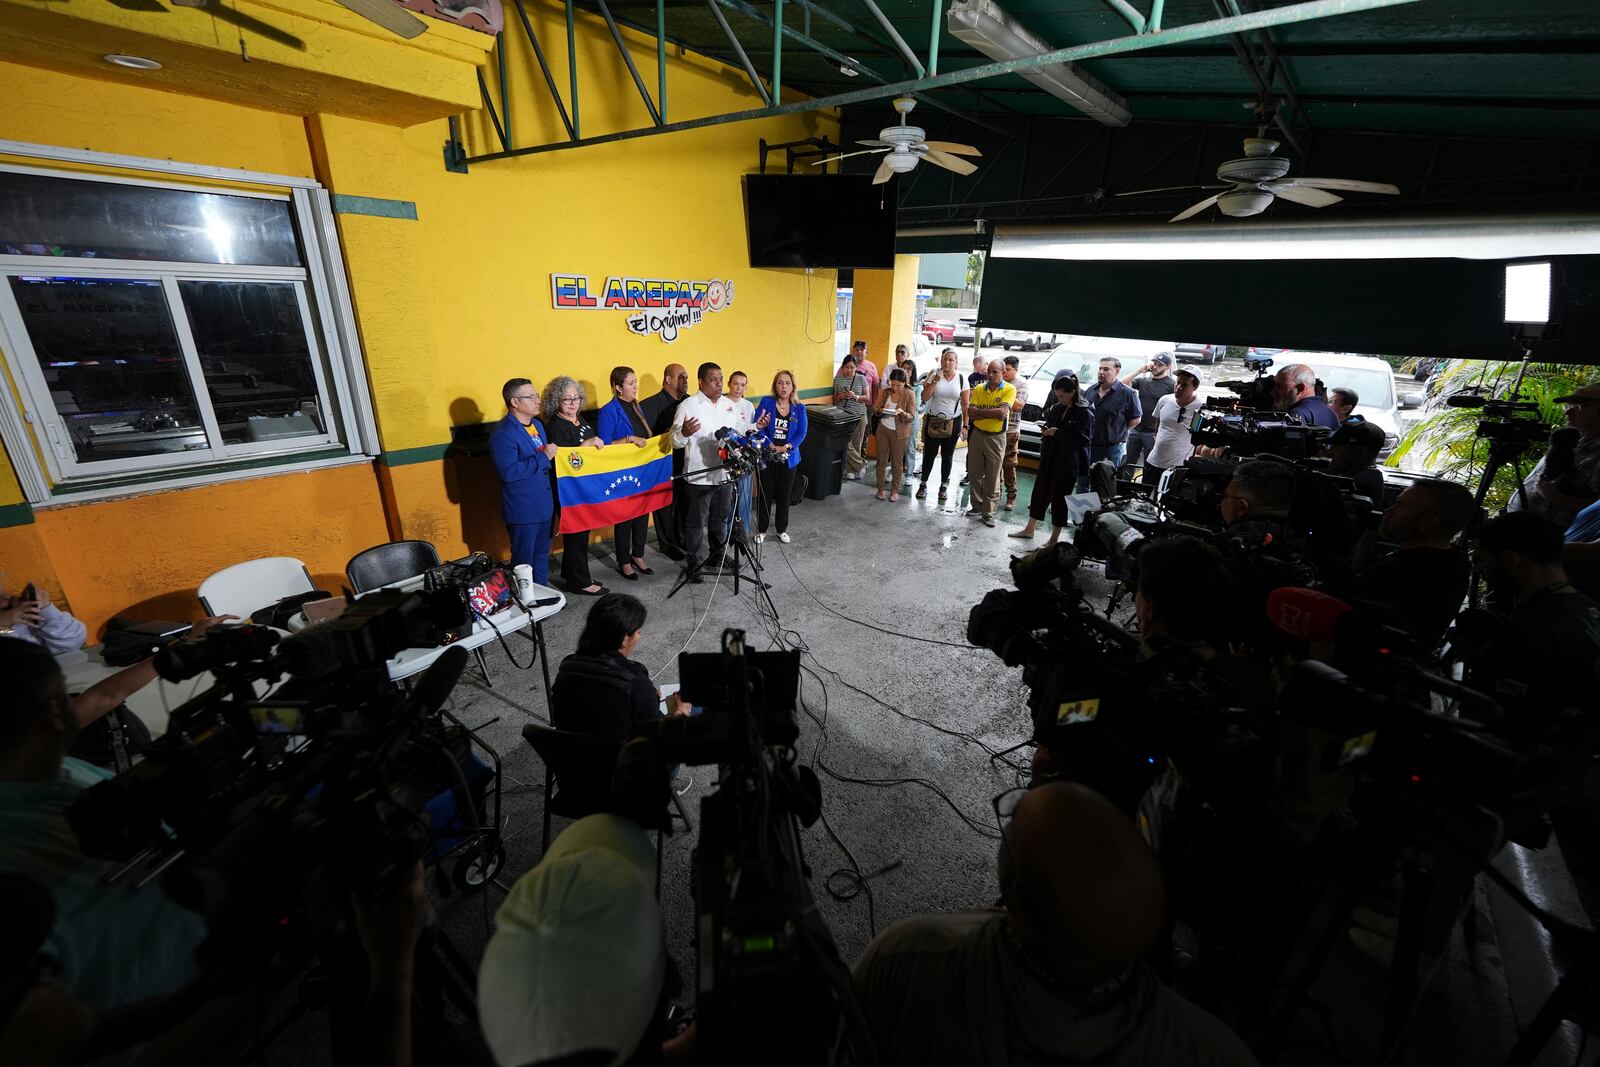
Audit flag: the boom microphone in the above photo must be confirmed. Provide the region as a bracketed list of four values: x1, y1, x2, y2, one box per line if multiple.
[1265, 587, 1415, 655]
[1445, 393, 1488, 408]
[1543, 426, 1581, 479]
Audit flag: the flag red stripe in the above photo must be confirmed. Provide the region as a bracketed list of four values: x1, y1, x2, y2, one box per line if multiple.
[560, 484, 673, 533]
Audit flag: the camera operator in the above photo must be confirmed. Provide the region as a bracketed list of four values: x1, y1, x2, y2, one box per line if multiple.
[1271, 364, 1340, 430]
[851, 781, 1257, 1067]
[1466, 513, 1600, 740]
[1506, 381, 1600, 527]
[0, 637, 207, 1022]
[1219, 460, 1298, 540]
[1325, 419, 1386, 508]
[1355, 479, 1475, 652]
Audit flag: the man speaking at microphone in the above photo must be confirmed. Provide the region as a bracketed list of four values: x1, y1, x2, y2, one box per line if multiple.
[1507, 381, 1600, 527]
[671, 362, 742, 584]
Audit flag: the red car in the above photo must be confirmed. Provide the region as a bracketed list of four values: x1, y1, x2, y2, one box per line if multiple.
[922, 319, 955, 343]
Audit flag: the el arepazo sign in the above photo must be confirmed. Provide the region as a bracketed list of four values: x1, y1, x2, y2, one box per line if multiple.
[550, 273, 734, 343]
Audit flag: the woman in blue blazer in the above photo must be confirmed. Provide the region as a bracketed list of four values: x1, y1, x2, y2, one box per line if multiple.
[752, 370, 808, 543]
[490, 377, 557, 585]
[597, 366, 657, 581]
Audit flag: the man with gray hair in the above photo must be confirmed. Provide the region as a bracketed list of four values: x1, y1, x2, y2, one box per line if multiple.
[1272, 363, 1340, 430]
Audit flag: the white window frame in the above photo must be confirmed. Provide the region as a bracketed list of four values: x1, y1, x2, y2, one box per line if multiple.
[0, 141, 380, 504]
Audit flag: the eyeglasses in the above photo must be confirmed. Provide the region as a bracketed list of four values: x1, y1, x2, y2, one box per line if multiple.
[560, 395, 581, 403]
[512, 393, 537, 402]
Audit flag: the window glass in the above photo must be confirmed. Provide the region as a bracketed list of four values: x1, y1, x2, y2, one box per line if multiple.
[9, 276, 211, 461]
[178, 280, 325, 446]
[0, 171, 301, 266]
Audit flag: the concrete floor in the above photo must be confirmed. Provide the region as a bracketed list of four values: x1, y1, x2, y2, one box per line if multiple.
[266, 446, 1592, 1066]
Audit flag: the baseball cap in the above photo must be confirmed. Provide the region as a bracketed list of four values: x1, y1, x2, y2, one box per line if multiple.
[1330, 419, 1387, 450]
[1552, 382, 1600, 404]
[479, 814, 665, 1067]
[1152, 352, 1174, 366]
[1175, 364, 1202, 383]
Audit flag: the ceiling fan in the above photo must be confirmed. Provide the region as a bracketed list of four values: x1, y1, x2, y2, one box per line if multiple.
[814, 97, 982, 185]
[1170, 136, 1399, 222]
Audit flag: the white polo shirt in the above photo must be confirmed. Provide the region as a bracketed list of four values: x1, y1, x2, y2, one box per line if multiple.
[671, 389, 742, 486]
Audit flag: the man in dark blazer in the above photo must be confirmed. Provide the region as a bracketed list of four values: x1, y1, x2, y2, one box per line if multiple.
[639, 362, 690, 561]
[491, 377, 558, 585]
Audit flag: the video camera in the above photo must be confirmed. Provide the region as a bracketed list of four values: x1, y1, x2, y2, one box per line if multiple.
[1445, 390, 1551, 446]
[66, 592, 484, 977]
[968, 543, 1267, 813]
[615, 630, 857, 1067]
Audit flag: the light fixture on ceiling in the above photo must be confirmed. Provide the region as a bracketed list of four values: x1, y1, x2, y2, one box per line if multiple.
[946, 0, 1130, 126]
[103, 54, 163, 71]
[840, 64, 860, 77]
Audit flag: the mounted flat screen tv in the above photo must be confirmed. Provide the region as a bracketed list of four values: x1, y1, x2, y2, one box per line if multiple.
[743, 174, 898, 269]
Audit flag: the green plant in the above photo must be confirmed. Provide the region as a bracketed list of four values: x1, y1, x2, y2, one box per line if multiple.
[1387, 360, 1600, 510]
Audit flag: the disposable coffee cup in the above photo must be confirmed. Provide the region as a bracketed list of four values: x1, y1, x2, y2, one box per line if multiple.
[512, 564, 535, 605]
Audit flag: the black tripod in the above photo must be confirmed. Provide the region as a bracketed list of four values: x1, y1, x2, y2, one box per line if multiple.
[666, 465, 774, 610]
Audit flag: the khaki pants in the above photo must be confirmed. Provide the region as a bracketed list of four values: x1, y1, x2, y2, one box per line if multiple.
[967, 428, 1005, 516]
[1002, 430, 1021, 496]
[875, 425, 907, 492]
[845, 413, 867, 474]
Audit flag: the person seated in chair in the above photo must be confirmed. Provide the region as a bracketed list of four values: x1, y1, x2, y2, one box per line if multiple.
[551, 593, 687, 745]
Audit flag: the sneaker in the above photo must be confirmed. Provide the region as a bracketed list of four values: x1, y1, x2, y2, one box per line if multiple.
[778, 532, 791, 544]
[875, 491, 886, 500]
[889, 492, 900, 502]
[1004, 495, 1017, 511]
[960, 474, 970, 487]
[915, 483, 928, 500]
[982, 514, 997, 528]
[937, 485, 949, 502]
[754, 533, 765, 544]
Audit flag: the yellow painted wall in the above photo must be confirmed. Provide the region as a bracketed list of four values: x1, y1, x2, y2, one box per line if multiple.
[852, 254, 924, 371]
[0, 4, 847, 631]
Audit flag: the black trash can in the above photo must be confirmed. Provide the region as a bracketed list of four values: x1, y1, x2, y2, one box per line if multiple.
[799, 403, 860, 501]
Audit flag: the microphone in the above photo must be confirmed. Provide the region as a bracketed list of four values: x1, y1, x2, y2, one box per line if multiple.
[713, 426, 736, 441]
[1445, 393, 1488, 408]
[1265, 587, 1416, 654]
[1543, 426, 1581, 479]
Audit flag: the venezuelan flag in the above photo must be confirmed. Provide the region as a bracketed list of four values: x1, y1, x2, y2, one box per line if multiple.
[553, 432, 674, 532]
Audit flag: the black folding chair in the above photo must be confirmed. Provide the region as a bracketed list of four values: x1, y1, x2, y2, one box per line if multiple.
[345, 540, 496, 688]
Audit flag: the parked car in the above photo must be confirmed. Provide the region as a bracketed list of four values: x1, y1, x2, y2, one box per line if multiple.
[1281, 350, 1405, 457]
[999, 328, 1058, 351]
[1016, 336, 1175, 461]
[1245, 346, 1287, 365]
[1176, 342, 1224, 365]
[952, 317, 994, 347]
[922, 318, 954, 343]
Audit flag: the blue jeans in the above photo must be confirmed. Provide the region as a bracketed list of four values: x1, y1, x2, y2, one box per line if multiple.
[1074, 443, 1125, 494]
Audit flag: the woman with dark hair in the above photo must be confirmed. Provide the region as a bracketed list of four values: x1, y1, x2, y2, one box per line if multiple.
[551, 593, 686, 744]
[872, 368, 915, 502]
[916, 348, 968, 502]
[544, 376, 607, 596]
[597, 366, 655, 582]
[753, 370, 807, 543]
[1010, 374, 1093, 544]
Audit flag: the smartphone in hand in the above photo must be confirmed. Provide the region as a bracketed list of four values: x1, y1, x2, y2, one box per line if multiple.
[21, 582, 36, 603]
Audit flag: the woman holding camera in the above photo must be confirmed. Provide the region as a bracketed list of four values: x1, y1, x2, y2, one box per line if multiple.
[1010, 374, 1093, 545]
[597, 366, 655, 582]
[753, 370, 808, 543]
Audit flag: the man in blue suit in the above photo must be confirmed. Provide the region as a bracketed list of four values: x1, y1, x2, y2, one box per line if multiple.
[491, 377, 559, 585]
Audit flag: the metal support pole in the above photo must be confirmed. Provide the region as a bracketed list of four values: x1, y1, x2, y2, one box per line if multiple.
[927, 0, 943, 75]
[462, 0, 1424, 164]
[595, 0, 663, 125]
[705, 0, 772, 106]
[1147, 0, 1165, 31]
[1100, 0, 1146, 33]
[511, 0, 575, 141]
[772, 0, 783, 104]
[496, 31, 513, 148]
[657, 0, 667, 122]
[477, 69, 508, 151]
[566, 0, 581, 138]
[856, 0, 926, 76]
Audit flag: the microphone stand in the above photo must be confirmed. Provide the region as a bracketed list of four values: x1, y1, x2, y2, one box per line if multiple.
[664, 458, 774, 604]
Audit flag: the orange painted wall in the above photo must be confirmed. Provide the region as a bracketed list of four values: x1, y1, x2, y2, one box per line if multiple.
[33, 463, 390, 635]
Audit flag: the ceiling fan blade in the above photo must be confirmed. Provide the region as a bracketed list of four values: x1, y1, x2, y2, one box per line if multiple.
[1289, 177, 1400, 195]
[856, 139, 891, 147]
[107, 0, 169, 10]
[335, 0, 428, 38]
[809, 148, 891, 166]
[920, 141, 982, 158]
[872, 155, 899, 185]
[1270, 183, 1343, 208]
[1169, 194, 1221, 223]
[206, 3, 308, 48]
[919, 147, 978, 176]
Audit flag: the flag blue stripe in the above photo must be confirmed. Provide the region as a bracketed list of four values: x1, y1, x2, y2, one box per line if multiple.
[556, 454, 673, 508]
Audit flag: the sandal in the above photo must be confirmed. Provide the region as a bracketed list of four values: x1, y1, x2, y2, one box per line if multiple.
[875, 491, 886, 501]
[889, 492, 900, 502]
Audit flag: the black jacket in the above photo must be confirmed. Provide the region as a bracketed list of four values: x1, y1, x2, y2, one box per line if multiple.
[551, 650, 659, 744]
[640, 389, 682, 436]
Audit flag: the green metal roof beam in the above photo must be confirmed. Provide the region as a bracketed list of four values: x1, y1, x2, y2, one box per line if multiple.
[1102, 0, 1146, 34]
[704, 0, 772, 105]
[461, 0, 1426, 165]
[855, 0, 926, 76]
